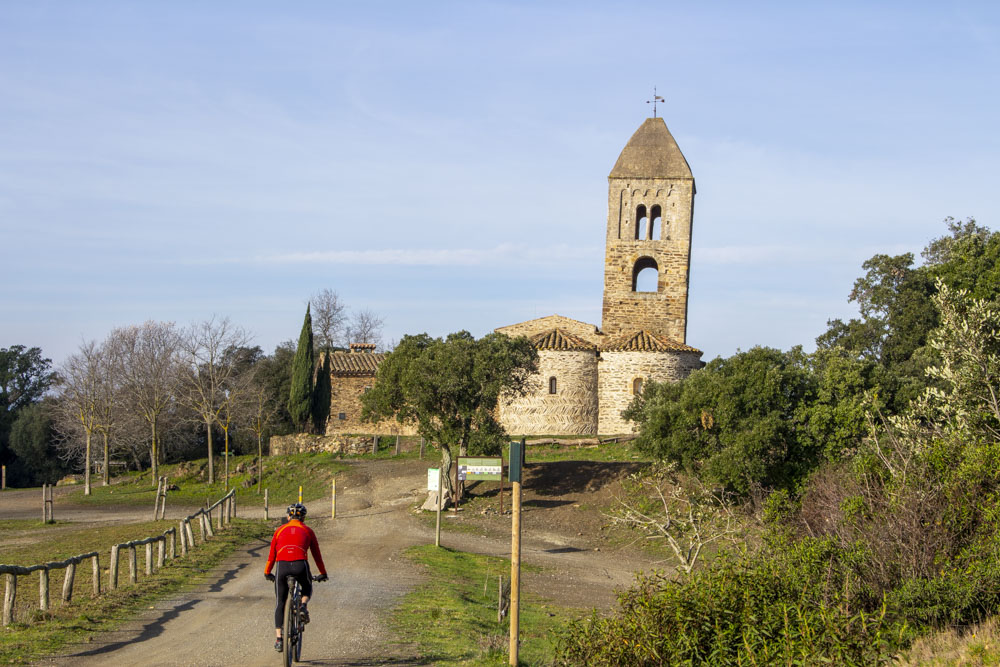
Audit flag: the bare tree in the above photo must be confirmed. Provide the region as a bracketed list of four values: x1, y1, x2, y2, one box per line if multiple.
[57, 341, 105, 495]
[93, 333, 123, 486]
[114, 321, 180, 484]
[344, 308, 384, 349]
[177, 317, 252, 485]
[311, 288, 347, 352]
[241, 374, 278, 493]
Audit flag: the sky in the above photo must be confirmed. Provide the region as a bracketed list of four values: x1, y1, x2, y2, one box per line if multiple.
[2, 1, 999, 366]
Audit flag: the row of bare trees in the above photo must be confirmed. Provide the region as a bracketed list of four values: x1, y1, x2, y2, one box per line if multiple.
[55, 318, 278, 495]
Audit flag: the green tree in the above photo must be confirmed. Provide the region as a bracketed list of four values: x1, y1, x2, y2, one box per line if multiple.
[312, 352, 332, 434]
[254, 341, 296, 434]
[624, 346, 818, 494]
[288, 305, 315, 432]
[361, 331, 537, 501]
[0, 345, 56, 478]
[9, 400, 68, 486]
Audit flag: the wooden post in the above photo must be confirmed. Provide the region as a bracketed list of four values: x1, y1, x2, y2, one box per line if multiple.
[198, 513, 206, 542]
[419, 438, 424, 460]
[178, 522, 188, 556]
[298, 485, 302, 503]
[128, 546, 137, 584]
[145, 542, 153, 575]
[435, 466, 443, 548]
[184, 519, 195, 549]
[205, 510, 215, 538]
[168, 530, 176, 560]
[371, 435, 377, 455]
[39, 568, 49, 612]
[157, 539, 165, 569]
[62, 561, 76, 602]
[3, 573, 16, 626]
[331, 479, 336, 519]
[1, 464, 5, 489]
[109, 545, 120, 589]
[153, 477, 163, 520]
[217, 503, 224, 531]
[264, 488, 269, 521]
[42, 484, 47, 522]
[509, 475, 522, 665]
[92, 555, 101, 596]
[231, 493, 236, 521]
[395, 434, 401, 456]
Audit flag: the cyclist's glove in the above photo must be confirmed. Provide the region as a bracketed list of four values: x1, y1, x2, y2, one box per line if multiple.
[316, 573, 329, 582]
[265, 573, 275, 582]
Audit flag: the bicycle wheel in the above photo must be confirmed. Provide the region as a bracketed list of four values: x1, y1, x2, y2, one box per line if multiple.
[294, 617, 303, 663]
[283, 578, 297, 667]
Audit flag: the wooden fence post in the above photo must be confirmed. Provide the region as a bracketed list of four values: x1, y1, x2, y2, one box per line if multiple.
[231, 493, 236, 520]
[62, 561, 76, 602]
[153, 477, 163, 520]
[420, 437, 425, 459]
[184, 520, 195, 549]
[205, 510, 215, 538]
[145, 542, 153, 575]
[395, 434, 401, 456]
[3, 573, 15, 626]
[1, 464, 5, 489]
[168, 530, 176, 560]
[92, 554, 101, 596]
[39, 568, 49, 611]
[109, 545, 120, 590]
[264, 488, 269, 521]
[177, 522, 187, 556]
[372, 435, 377, 455]
[216, 504, 223, 531]
[42, 484, 47, 522]
[128, 545, 137, 584]
[157, 538, 165, 569]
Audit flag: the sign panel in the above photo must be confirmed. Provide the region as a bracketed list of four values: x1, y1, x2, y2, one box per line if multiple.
[509, 440, 525, 483]
[427, 468, 440, 491]
[457, 457, 502, 481]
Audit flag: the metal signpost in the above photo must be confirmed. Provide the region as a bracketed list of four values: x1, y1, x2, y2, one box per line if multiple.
[428, 467, 443, 547]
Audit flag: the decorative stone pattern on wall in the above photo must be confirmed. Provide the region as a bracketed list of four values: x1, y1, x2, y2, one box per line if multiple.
[497, 350, 599, 435]
[597, 350, 702, 435]
[602, 178, 694, 343]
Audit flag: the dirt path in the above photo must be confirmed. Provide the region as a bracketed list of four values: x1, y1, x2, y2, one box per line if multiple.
[34, 459, 651, 666]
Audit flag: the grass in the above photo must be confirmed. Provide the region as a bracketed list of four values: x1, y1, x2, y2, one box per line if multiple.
[897, 616, 1000, 666]
[391, 545, 579, 665]
[63, 452, 349, 509]
[516, 438, 651, 464]
[0, 518, 269, 664]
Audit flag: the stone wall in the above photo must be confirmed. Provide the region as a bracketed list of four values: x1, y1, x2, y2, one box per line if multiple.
[324, 374, 417, 436]
[269, 433, 379, 456]
[498, 350, 599, 435]
[597, 349, 702, 434]
[602, 178, 694, 343]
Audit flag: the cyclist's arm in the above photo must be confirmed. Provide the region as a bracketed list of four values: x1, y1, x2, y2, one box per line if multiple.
[264, 527, 280, 575]
[308, 530, 327, 575]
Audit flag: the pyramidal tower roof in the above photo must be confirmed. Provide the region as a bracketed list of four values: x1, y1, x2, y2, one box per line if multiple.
[609, 117, 693, 181]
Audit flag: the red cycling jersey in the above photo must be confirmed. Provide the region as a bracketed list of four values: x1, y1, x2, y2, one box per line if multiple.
[264, 519, 327, 576]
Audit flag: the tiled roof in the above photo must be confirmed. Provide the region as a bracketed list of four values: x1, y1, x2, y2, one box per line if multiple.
[325, 351, 385, 376]
[529, 329, 597, 351]
[600, 330, 701, 354]
[609, 117, 694, 181]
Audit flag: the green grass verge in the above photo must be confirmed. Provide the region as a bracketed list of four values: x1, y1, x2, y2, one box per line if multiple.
[517, 438, 651, 464]
[392, 545, 579, 665]
[0, 518, 269, 664]
[63, 452, 348, 509]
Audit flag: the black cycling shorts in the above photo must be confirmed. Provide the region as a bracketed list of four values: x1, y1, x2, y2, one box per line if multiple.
[273, 560, 312, 628]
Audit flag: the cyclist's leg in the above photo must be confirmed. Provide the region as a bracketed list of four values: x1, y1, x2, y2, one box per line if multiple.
[299, 562, 313, 606]
[274, 562, 292, 637]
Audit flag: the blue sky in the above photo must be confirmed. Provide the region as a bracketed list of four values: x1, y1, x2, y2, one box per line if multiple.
[2, 1, 999, 365]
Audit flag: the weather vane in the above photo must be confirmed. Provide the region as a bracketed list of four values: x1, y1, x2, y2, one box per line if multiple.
[646, 87, 664, 117]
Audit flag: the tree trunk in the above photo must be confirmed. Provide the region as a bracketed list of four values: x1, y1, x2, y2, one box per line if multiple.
[223, 427, 229, 492]
[205, 419, 214, 485]
[84, 430, 92, 496]
[102, 431, 110, 486]
[440, 445, 454, 508]
[257, 432, 263, 493]
[150, 419, 159, 485]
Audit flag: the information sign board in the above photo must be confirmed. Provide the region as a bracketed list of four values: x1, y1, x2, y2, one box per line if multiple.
[457, 457, 502, 481]
[509, 440, 525, 483]
[427, 468, 440, 491]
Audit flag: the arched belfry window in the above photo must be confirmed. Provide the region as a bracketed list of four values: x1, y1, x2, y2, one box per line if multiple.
[633, 377, 644, 395]
[632, 256, 659, 292]
[650, 205, 662, 240]
[548, 377, 557, 394]
[635, 205, 647, 240]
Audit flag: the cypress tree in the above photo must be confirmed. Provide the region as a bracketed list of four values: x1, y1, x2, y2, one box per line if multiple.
[288, 305, 315, 431]
[312, 352, 332, 433]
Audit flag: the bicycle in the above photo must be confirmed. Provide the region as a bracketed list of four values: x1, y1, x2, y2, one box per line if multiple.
[282, 574, 323, 666]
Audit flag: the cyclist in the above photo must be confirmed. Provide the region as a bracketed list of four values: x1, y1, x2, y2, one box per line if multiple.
[264, 503, 328, 653]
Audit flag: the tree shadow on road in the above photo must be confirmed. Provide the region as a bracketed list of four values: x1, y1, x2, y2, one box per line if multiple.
[58, 599, 199, 658]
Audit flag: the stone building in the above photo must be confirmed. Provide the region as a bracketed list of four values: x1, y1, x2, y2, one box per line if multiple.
[495, 116, 703, 435]
[323, 116, 703, 437]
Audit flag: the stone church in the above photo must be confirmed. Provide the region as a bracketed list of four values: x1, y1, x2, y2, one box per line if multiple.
[325, 117, 702, 437]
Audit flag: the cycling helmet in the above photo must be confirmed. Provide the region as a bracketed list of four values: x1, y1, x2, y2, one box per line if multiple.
[287, 503, 307, 520]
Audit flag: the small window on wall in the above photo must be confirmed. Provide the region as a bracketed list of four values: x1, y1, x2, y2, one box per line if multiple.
[338, 412, 347, 421]
[632, 377, 644, 395]
[650, 205, 662, 240]
[549, 377, 557, 394]
[635, 204, 647, 240]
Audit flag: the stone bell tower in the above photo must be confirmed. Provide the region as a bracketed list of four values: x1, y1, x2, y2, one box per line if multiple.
[601, 117, 696, 344]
